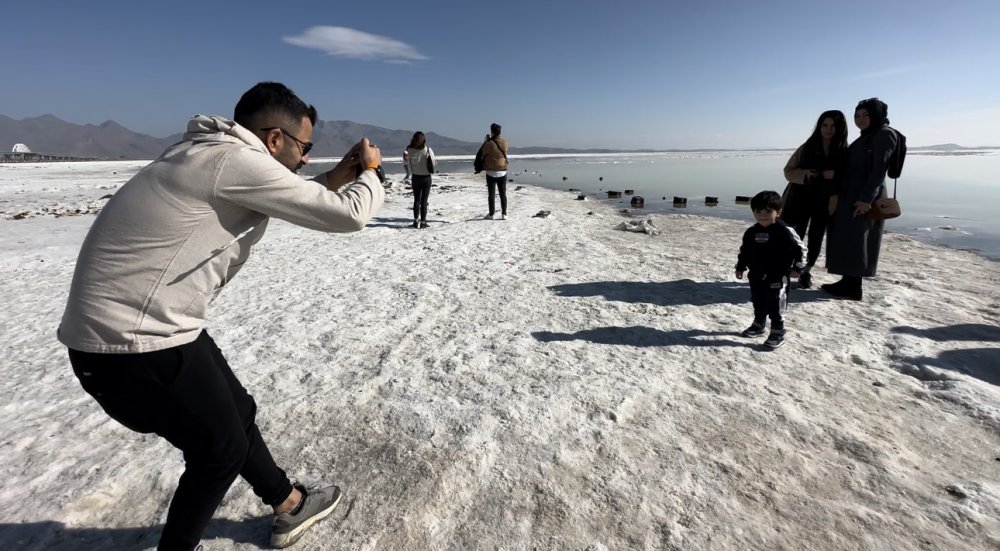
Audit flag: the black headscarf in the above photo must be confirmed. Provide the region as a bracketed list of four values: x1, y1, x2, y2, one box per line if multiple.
[856, 98, 890, 135]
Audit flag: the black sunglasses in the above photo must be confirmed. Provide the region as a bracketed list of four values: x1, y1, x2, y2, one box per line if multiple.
[259, 127, 313, 156]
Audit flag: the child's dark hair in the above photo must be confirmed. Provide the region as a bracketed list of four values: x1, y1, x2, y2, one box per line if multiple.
[750, 190, 782, 211]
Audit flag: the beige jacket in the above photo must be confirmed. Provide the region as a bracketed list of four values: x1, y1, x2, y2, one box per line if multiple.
[482, 137, 509, 171]
[59, 115, 385, 353]
[783, 145, 809, 185]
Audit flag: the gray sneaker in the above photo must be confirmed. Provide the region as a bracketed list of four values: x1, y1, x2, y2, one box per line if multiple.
[740, 322, 766, 338]
[271, 484, 343, 549]
[763, 329, 786, 350]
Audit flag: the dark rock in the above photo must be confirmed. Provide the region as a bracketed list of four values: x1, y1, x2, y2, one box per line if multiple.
[944, 484, 969, 499]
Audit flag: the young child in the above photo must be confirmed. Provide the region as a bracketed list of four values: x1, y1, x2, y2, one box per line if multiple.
[735, 190, 807, 349]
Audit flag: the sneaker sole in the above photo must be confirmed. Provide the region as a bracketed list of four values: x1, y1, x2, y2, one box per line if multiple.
[763, 341, 785, 350]
[270, 489, 343, 549]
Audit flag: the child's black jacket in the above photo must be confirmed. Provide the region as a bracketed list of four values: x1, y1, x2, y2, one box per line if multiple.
[735, 221, 807, 282]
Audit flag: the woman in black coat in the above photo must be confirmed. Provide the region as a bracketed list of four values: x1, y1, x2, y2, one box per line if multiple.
[822, 98, 899, 300]
[780, 110, 848, 288]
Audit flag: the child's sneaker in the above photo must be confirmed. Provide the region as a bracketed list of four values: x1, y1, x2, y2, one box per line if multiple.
[484, 213, 494, 220]
[500, 213, 508, 220]
[271, 484, 343, 548]
[740, 322, 766, 338]
[763, 329, 786, 350]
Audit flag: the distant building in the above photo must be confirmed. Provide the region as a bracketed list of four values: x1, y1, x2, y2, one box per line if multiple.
[1, 143, 94, 163]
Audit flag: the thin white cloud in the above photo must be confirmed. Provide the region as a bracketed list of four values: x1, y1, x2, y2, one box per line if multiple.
[283, 26, 429, 63]
[842, 64, 923, 82]
[751, 64, 925, 98]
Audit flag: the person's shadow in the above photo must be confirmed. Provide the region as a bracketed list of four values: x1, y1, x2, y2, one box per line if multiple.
[548, 279, 834, 307]
[894, 348, 1000, 386]
[366, 216, 419, 229]
[533, 325, 750, 348]
[891, 323, 1000, 342]
[891, 323, 1000, 385]
[0, 517, 271, 550]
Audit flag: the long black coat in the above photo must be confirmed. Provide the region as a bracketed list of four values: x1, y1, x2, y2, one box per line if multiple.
[826, 125, 898, 277]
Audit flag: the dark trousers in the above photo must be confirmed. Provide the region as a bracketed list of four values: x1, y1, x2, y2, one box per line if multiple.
[749, 276, 787, 330]
[783, 186, 831, 266]
[69, 331, 292, 551]
[411, 175, 431, 221]
[790, 213, 828, 267]
[486, 175, 507, 216]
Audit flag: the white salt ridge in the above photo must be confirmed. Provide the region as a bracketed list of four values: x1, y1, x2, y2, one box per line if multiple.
[1, 161, 999, 550]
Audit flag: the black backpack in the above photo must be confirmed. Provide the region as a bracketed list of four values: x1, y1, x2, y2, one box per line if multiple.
[473, 146, 484, 174]
[887, 126, 906, 179]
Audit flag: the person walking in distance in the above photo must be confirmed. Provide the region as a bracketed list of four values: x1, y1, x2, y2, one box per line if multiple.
[476, 122, 509, 219]
[59, 82, 385, 550]
[405, 130, 437, 228]
[402, 147, 411, 183]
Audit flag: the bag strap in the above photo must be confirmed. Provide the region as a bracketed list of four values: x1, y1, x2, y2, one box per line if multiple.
[866, 130, 899, 200]
[889, 127, 899, 199]
[490, 138, 508, 160]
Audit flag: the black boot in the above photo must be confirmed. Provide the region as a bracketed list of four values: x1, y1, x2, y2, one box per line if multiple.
[822, 276, 862, 300]
[844, 276, 863, 301]
[820, 277, 847, 296]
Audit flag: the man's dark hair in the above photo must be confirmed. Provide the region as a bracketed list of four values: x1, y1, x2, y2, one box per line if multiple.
[234, 82, 317, 130]
[490, 123, 501, 137]
[750, 190, 782, 212]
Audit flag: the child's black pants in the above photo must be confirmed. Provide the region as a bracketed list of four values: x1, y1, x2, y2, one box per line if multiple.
[749, 276, 788, 330]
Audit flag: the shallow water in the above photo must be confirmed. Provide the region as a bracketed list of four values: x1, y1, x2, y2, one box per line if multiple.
[311, 150, 1000, 261]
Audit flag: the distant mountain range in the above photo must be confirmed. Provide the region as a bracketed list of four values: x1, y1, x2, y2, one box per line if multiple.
[0, 114, 618, 160]
[0, 114, 995, 159]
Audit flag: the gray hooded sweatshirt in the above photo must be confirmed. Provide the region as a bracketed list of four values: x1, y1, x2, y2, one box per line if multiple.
[58, 115, 385, 353]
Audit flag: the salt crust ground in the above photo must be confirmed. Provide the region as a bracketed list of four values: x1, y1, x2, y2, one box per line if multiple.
[1, 162, 999, 550]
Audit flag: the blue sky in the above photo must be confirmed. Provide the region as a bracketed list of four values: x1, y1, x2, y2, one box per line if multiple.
[3, 0, 998, 149]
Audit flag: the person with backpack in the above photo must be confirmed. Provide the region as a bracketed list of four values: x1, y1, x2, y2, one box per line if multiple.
[822, 97, 900, 300]
[405, 131, 436, 228]
[780, 110, 849, 288]
[474, 123, 510, 220]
